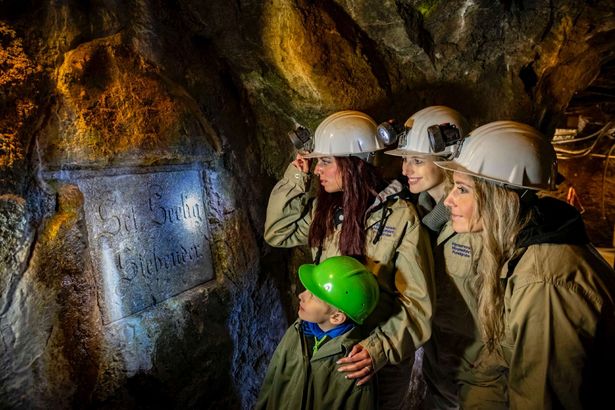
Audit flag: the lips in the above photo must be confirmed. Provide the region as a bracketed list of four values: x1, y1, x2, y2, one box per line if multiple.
[407, 177, 421, 185]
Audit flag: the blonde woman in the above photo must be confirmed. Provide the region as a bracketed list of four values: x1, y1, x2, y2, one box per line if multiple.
[436, 121, 615, 408]
[386, 106, 506, 409]
[385, 106, 469, 235]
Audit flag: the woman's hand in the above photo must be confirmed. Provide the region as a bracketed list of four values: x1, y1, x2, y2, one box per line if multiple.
[291, 153, 311, 174]
[336, 344, 375, 385]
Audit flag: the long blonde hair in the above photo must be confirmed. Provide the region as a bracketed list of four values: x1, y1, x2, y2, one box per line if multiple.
[472, 177, 533, 351]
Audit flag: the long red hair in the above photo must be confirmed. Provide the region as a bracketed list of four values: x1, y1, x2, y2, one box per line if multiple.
[308, 156, 386, 258]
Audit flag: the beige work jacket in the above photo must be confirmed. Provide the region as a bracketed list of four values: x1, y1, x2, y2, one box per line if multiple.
[497, 243, 615, 409]
[264, 164, 435, 371]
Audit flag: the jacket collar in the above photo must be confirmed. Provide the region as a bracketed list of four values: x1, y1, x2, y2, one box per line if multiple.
[516, 197, 588, 247]
[419, 192, 450, 233]
[294, 320, 362, 361]
[310, 326, 362, 361]
[436, 221, 456, 246]
[365, 180, 404, 215]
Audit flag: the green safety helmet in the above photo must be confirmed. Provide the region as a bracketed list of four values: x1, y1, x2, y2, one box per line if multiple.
[298, 256, 380, 324]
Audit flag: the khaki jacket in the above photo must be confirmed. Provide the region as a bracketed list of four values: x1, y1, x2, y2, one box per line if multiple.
[464, 198, 615, 409]
[264, 164, 435, 371]
[412, 192, 506, 409]
[497, 242, 615, 409]
[256, 320, 376, 410]
[424, 223, 508, 410]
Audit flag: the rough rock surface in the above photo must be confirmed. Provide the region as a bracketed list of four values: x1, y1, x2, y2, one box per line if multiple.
[0, 1, 614, 408]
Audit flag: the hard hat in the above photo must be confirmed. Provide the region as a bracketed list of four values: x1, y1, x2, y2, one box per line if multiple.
[386, 106, 469, 158]
[434, 121, 557, 190]
[298, 256, 380, 324]
[303, 110, 383, 160]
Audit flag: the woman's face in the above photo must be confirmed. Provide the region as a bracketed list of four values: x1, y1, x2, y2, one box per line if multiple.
[402, 156, 445, 195]
[314, 156, 343, 193]
[444, 171, 483, 233]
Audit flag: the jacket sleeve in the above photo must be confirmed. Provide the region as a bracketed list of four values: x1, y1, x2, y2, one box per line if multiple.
[255, 326, 304, 410]
[264, 163, 313, 248]
[506, 281, 601, 409]
[362, 215, 435, 371]
[255, 345, 281, 410]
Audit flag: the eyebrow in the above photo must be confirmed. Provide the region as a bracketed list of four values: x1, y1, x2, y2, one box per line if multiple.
[453, 180, 472, 188]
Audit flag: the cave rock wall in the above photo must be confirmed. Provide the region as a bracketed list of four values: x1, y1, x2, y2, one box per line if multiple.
[0, 0, 614, 408]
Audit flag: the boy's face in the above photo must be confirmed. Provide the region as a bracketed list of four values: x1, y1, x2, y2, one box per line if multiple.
[298, 290, 337, 330]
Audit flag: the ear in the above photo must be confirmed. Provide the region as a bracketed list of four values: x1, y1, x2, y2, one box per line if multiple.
[329, 311, 347, 326]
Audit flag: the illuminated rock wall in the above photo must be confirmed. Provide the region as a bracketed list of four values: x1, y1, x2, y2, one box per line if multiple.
[0, 1, 613, 408]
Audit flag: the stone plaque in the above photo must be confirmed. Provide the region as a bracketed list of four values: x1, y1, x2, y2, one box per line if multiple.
[69, 167, 213, 324]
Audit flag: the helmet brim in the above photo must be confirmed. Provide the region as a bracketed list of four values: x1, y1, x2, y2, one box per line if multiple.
[385, 148, 449, 157]
[434, 160, 544, 191]
[302, 149, 384, 159]
[298, 264, 327, 302]
[301, 151, 331, 159]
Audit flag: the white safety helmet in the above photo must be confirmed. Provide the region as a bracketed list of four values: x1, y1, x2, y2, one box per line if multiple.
[385, 106, 469, 158]
[303, 110, 383, 160]
[435, 121, 557, 191]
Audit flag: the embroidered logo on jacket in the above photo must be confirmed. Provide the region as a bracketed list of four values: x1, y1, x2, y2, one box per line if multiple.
[372, 223, 396, 237]
[451, 242, 471, 258]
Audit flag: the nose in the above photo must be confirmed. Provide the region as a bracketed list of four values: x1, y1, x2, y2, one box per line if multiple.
[298, 290, 308, 302]
[402, 159, 412, 176]
[314, 163, 323, 176]
[443, 190, 455, 208]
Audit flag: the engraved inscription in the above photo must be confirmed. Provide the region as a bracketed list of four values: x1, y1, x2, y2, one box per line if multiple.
[73, 169, 214, 324]
[149, 184, 203, 226]
[115, 242, 203, 280]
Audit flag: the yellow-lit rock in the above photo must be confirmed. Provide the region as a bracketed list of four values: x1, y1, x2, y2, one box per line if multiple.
[51, 34, 218, 165]
[0, 23, 39, 170]
[261, 0, 386, 110]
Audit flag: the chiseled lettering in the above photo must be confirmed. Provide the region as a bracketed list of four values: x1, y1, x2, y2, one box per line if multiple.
[97, 195, 139, 237]
[115, 243, 204, 280]
[149, 184, 166, 225]
[149, 183, 203, 227]
[97, 195, 121, 236]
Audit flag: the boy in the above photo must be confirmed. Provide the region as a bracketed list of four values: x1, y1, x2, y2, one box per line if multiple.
[256, 256, 380, 410]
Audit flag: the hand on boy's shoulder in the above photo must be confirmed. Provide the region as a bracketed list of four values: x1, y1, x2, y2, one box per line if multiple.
[336, 344, 374, 386]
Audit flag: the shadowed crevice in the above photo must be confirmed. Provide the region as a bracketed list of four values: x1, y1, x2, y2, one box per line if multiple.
[395, 0, 435, 64]
[313, 0, 393, 98]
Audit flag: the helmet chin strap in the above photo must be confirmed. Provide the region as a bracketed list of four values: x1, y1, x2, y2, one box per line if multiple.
[496, 182, 537, 205]
[515, 188, 538, 207]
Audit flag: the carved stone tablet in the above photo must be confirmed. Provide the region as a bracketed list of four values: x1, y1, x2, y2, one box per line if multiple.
[69, 167, 214, 324]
